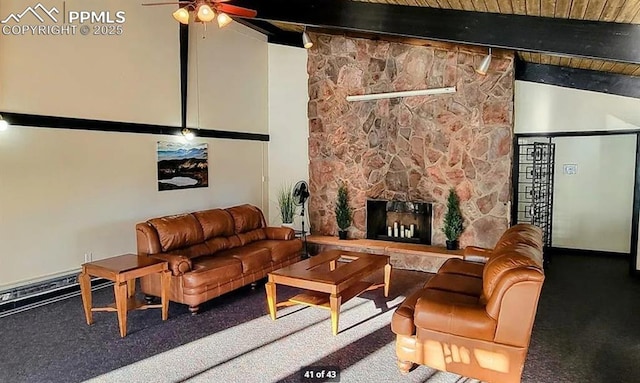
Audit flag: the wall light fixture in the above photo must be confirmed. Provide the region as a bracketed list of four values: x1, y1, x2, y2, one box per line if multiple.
[0, 114, 9, 131]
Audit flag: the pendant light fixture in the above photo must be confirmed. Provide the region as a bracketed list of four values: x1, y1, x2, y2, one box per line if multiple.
[197, 4, 216, 22]
[172, 8, 190, 24]
[302, 27, 313, 49]
[475, 48, 492, 75]
[217, 12, 232, 28]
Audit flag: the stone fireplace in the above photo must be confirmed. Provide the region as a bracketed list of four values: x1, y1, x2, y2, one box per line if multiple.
[366, 200, 432, 244]
[307, 33, 514, 249]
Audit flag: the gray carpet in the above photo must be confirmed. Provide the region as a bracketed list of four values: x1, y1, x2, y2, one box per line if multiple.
[84, 270, 469, 383]
[2, 254, 640, 383]
[520, 253, 640, 383]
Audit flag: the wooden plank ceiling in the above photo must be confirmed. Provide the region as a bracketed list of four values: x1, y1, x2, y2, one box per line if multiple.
[272, 0, 640, 76]
[356, 0, 640, 23]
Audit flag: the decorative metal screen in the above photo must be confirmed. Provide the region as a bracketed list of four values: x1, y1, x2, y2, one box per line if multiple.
[515, 139, 555, 247]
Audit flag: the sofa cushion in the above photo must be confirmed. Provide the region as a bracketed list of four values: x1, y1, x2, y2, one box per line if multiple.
[148, 214, 205, 252]
[237, 229, 267, 246]
[136, 223, 162, 255]
[492, 242, 544, 266]
[264, 227, 296, 240]
[184, 255, 243, 288]
[193, 209, 235, 239]
[204, 237, 231, 254]
[414, 289, 496, 341]
[217, 246, 271, 273]
[494, 224, 543, 253]
[165, 243, 212, 260]
[225, 235, 243, 249]
[226, 204, 266, 234]
[483, 250, 543, 299]
[438, 258, 484, 278]
[251, 239, 303, 262]
[425, 273, 483, 297]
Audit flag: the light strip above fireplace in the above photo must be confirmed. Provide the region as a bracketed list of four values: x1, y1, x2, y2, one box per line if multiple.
[346, 86, 457, 102]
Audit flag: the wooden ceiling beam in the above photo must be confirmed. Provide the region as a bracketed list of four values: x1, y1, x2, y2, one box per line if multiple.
[516, 61, 640, 99]
[234, 19, 302, 47]
[233, 0, 640, 64]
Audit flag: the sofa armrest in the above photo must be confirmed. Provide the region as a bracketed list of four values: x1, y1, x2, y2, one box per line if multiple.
[147, 253, 192, 276]
[391, 288, 428, 336]
[264, 226, 295, 240]
[463, 246, 494, 263]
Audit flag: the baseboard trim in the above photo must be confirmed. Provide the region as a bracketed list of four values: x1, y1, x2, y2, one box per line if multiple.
[0, 278, 111, 318]
[546, 246, 630, 259]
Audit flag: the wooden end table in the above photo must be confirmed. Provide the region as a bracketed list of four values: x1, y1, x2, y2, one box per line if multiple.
[78, 254, 171, 337]
[266, 250, 391, 335]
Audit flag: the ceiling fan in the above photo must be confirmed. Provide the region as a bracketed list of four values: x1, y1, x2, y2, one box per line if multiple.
[142, 0, 257, 28]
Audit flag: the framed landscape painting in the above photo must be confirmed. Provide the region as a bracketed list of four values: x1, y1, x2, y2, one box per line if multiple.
[157, 141, 209, 191]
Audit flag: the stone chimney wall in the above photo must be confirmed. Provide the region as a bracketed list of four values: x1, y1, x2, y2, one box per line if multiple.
[307, 33, 514, 248]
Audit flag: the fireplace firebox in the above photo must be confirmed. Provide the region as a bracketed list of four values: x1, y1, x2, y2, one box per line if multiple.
[366, 200, 432, 245]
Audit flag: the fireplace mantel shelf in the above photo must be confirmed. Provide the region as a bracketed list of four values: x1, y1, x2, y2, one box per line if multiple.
[306, 235, 463, 272]
[307, 235, 463, 258]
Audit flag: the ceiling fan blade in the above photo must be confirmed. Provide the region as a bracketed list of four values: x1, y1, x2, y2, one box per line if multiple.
[141, 1, 191, 6]
[216, 3, 257, 18]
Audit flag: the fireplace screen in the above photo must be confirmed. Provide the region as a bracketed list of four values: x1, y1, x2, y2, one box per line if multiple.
[366, 200, 432, 245]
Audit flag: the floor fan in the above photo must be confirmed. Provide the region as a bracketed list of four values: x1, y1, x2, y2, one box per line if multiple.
[293, 180, 310, 258]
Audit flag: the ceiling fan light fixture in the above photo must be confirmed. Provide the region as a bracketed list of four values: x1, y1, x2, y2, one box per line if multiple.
[172, 7, 190, 24]
[197, 4, 216, 22]
[217, 12, 232, 28]
[302, 28, 313, 49]
[475, 47, 492, 75]
[149, 1, 255, 27]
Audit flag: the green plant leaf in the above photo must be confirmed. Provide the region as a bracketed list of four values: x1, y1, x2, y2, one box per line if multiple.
[335, 183, 353, 230]
[442, 188, 464, 241]
[277, 183, 297, 224]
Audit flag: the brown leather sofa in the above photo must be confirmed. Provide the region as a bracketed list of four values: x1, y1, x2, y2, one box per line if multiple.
[136, 204, 303, 314]
[391, 224, 544, 383]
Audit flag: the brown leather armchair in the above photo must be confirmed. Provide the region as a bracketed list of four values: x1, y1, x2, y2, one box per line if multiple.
[391, 224, 544, 383]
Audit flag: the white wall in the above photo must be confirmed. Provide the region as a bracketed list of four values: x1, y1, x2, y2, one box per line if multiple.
[0, 1, 269, 288]
[515, 81, 640, 256]
[552, 135, 636, 253]
[0, 0, 180, 125]
[267, 44, 309, 230]
[515, 81, 640, 134]
[187, 23, 268, 134]
[0, 129, 266, 288]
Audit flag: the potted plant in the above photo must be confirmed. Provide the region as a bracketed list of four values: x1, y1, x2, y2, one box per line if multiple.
[442, 188, 464, 250]
[277, 183, 296, 227]
[335, 182, 353, 240]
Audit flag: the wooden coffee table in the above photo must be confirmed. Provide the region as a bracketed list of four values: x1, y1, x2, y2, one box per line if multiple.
[265, 250, 391, 335]
[78, 254, 171, 337]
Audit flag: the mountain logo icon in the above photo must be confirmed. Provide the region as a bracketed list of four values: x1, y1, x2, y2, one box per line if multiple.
[1, 3, 60, 24]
